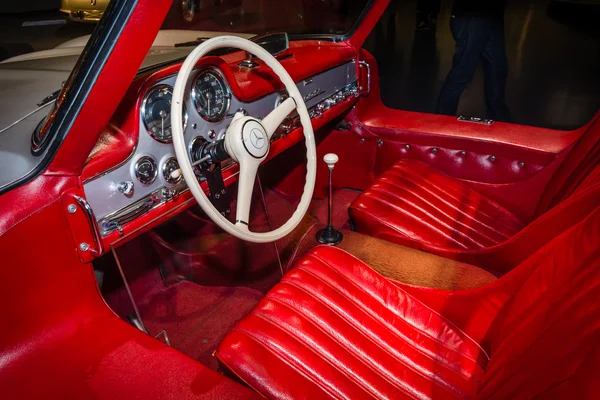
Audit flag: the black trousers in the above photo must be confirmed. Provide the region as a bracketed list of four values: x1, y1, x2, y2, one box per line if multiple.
[436, 15, 511, 122]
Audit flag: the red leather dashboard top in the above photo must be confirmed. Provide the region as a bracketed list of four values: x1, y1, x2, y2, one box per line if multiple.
[81, 40, 358, 182]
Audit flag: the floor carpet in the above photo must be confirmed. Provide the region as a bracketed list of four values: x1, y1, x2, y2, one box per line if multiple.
[101, 187, 361, 371]
[138, 280, 263, 371]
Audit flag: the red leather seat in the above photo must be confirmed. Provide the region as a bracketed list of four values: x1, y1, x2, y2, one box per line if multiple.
[350, 160, 525, 250]
[349, 117, 600, 254]
[216, 207, 600, 399]
[218, 246, 488, 398]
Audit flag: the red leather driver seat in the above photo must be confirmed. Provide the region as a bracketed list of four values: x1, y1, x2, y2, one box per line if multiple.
[349, 115, 600, 255]
[216, 207, 600, 399]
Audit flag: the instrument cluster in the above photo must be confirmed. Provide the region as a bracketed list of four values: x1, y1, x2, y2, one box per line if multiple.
[132, 68, 233, 203]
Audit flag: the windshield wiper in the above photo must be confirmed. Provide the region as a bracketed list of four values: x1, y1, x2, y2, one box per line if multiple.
[37, 88, 61, 107]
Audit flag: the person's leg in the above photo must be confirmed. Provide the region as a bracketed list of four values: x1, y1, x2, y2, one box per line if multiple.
[435, 17, 488, 116]
[481, 21, 512, 122]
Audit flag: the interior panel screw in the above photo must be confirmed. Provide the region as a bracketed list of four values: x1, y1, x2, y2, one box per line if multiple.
[377, 139, 384, 147]
[431, 148, 438, 153]
[404, 144, 410, 150]
[79, 243, 90, 252]
[490, 155, 497, 162]
[67, 204, 77, 214]
[459, 151, 467, 157]
[519, 161, 526, 168]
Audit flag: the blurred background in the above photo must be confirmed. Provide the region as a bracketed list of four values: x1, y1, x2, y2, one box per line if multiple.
[1, 0, 598, 130]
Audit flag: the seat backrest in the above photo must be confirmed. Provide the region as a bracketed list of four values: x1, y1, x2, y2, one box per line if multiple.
[478, 207, 600, 399]
[536, 114, 600, 217]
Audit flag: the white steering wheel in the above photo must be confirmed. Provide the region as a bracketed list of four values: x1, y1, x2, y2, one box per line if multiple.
[171, 36, 317, 243]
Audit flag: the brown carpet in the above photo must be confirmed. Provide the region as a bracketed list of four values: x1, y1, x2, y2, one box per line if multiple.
[338, 231, 497, 290]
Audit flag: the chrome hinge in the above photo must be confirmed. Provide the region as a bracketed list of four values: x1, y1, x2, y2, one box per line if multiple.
[358, 60, 371, 96]
[62, 191, 103, 262]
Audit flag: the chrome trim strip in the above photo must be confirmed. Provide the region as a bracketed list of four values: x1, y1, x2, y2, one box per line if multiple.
[103, 168, 240, 243]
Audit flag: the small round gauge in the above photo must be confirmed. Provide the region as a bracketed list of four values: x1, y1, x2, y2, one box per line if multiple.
[142, 85, 187, 143]
[134, 156, 158, 185]
[162, 157, 182, 184]
[192, 70, 230, 122]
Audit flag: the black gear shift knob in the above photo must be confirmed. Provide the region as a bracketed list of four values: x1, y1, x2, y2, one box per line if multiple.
[316, 153, 343, 245]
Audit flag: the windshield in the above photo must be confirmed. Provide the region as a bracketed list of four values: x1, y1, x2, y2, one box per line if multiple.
[162, 0, 372, 38]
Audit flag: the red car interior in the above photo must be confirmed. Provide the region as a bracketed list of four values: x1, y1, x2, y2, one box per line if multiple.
[0, 0, 598, 398]
[217, 206, 600, 399]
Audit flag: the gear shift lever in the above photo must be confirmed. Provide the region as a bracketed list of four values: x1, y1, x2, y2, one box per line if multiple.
[316, 153, 343, 245]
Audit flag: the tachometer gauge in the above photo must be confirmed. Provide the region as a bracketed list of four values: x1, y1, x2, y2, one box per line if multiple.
[192, 69, 230, 122]
[142, 85, 187, 143]
[134, 156, 158, 185]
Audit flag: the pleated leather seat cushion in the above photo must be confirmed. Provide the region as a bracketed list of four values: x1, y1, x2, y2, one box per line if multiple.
[216, 245, 489, 399]
[349, 160, 524, 251]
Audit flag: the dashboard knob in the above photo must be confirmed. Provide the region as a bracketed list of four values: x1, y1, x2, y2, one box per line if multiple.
[117, 181, 134, 196]
[170, 169, 182, 181]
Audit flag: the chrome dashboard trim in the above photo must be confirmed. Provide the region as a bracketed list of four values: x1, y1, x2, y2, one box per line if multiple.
[83, 60, 358, 225]
[99, 165, 240, 238]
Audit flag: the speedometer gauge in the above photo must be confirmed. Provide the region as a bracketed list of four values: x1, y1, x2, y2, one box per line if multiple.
[192, 69, 230, 122]
[142, 85, 187, 143]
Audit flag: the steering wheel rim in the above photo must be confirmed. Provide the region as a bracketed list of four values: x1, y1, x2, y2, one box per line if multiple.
[171, 36, 317, 243]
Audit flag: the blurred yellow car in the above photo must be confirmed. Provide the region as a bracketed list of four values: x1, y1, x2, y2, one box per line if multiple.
[60, 0, 110, 22]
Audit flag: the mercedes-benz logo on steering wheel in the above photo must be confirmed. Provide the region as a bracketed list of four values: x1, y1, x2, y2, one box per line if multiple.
[250, 128, 265, 149]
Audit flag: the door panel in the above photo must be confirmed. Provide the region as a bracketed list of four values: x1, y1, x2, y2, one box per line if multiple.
[353, 49, 590, 220]
[351, 113, 557, 184]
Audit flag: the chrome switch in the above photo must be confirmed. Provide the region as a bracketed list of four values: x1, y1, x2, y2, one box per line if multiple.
[117, 181, 134, 196]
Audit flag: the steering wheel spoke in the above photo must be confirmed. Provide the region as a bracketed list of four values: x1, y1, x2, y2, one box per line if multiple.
[234, 157, 260, 227]
[262, 97, 297, 139]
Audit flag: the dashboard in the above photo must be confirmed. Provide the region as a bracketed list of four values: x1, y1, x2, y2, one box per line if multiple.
[83, 56, 360, 240]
